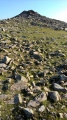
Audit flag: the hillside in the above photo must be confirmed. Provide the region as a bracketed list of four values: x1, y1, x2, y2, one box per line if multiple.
[0, 10, 67, 120]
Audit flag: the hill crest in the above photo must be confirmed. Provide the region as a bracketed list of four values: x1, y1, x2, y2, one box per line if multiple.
[13, 10, 67, 30]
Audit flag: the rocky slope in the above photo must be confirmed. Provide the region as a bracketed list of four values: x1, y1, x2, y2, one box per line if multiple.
[0, 10, 67, 120]
[14, 10, 67, 30]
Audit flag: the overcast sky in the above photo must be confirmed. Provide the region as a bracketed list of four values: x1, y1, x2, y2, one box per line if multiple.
[0, 0, 67, 22]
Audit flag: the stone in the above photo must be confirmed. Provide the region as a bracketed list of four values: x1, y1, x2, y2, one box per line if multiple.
[58, 113, 63, 118]
[15, 74, 28, 82]
[33, 53, 42, 61]
[36, 80, 45, 86]
[62, 93, 67, 99]
[38, 105, 45, 112]
[65, 28, 67, 31]
[32, 81, 36, 87]
[10, 80, 28, 91]
[63, 113, 67, 118]
[21, 107, 33, 118]
[53, 83, 66, 92]
[14, 94, 22, 104]
[27, 92, 47, 107]
[32, 86, 41, 93]
[27, 100, 40, 107]
[2, 84, 8, 91]
[35, 92, 47, 102]
[44, 87, 50, 92]
[29, 50, 42, 61]
[0, 34, 3, 39]
[7, 94, 22, 104]
[60, 74, 67, 81]
[48, 91, 61, 101]
[0, 63, 7, 68]
[38, 72, 44, 77]
[0, 94, 8, 100]
[2, 56, 11, 64]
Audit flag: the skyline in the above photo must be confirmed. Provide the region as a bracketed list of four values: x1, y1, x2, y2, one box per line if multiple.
[0, 0, 67, 23]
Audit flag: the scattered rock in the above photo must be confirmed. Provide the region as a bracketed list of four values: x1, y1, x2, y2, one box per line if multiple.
[48, 91, 61, 101]
[14, 74, 28, 82]
[53, 83, 66, 92]
[0, 94, 8, 100]
[14, 94, 22, 104]
[63, 113, 67, 118]
[10, 80, 28, 91]
[60, 74, 67, 81]
[58, 113, 63, 118]
[62, 93, 67, 99]
[2, 56, 11, 64]
[19, 106, 34, 118]
[27, 100, 40, 107]
[35, 92, 47, 102]
[0, 63, 7, 68]
[38, 105, 45, 112]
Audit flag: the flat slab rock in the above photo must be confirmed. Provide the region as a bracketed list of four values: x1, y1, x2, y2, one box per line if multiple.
[27, 92, 47, 107]
[0, 94, 8, 100]
[27, 100, 40, 107]
[10, 80, 29, 91]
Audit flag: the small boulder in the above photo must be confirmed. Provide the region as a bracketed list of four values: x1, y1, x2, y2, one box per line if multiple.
[60, 74, 67, 81]
[35, 92, 47, 102]
[38, 105, 45, 112]
[48, 91, 61, 101]
[14, 94, 22, 104]
[10, 80, 28, 91]
[27, 100, 40, 107]
[15, 74, 28, 82]
[2, 56, 11, 64]
[23, 108, 33, 118]
[53, 83, 66, 92]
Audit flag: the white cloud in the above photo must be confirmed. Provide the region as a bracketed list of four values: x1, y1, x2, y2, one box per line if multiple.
[53, 9, 67, 23]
